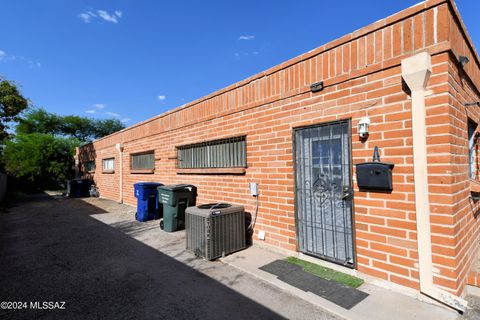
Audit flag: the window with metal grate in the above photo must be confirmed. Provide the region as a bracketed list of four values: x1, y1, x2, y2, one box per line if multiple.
[102, 158, 115, 171]
[468, 119, 478, 180]
[131, 151, 155, 170]
[177, 136, 246, 169]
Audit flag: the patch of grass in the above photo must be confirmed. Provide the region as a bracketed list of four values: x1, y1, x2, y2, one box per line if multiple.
[285, 257, 364, 288]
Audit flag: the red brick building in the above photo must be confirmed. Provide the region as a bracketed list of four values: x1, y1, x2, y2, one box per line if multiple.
[78, 0, 480, 309]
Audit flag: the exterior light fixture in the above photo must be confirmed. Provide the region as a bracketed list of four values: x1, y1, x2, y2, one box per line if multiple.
[358, 117, 370, 139]
[459, 55, 469, 68]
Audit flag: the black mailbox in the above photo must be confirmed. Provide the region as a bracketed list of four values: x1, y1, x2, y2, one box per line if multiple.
[356, 162, 394, 191]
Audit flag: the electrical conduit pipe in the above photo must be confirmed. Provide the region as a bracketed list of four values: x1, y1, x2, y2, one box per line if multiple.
[115, 143, 123, 203]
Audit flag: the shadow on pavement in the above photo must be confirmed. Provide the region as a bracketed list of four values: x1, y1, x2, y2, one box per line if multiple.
[0, 193, 284, 319]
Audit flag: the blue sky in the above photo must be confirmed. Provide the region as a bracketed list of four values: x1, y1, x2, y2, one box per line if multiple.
[0, 1, 479, 126]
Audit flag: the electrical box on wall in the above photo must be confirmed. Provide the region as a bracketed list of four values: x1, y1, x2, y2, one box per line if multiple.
[249, 182, 258, 196]
[258, 230, 266, 240]
[310, 81, 324, 93]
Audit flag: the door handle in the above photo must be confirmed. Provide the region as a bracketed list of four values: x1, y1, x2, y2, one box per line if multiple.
[341, 186, 352, 200]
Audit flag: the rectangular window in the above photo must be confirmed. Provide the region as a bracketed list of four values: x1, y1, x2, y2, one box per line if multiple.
[84, 161, 95, 172]
[177, 136, 246, 169]
[102, 158, 115, 172]
[469, 120, 477, 179]
[131, 151, 155, 170]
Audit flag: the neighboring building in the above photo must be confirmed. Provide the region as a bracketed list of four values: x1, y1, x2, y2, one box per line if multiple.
[78, 0, 480, 309]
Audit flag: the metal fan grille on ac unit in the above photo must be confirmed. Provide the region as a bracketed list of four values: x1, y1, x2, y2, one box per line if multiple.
[186, 203, 246, 260]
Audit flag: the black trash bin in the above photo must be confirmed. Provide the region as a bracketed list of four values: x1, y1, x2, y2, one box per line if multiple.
[157, 184, 197, 232]
[67, 179, 92, 198]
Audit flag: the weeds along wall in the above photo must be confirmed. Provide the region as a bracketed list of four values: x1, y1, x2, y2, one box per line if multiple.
[78, 0, 480, 296]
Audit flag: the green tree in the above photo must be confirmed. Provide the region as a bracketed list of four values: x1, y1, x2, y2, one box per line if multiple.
[3, 133, 80, 189]
[59, 115, 95, 141]
[92, 119, 125, 139]
[16, 108, 125, 142]
[4, 104, 125, 189]
[0, 80, 29, 141]
[16, 108, 61, 135]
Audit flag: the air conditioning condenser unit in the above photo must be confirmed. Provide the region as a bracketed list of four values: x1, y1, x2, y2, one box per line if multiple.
[185, 203, 246, 260]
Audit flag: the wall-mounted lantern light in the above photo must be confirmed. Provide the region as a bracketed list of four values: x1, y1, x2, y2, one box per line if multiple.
[358, 117, 370, 139]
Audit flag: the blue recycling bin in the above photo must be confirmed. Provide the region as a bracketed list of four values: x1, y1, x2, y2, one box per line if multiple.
[134, 182, 163, 222]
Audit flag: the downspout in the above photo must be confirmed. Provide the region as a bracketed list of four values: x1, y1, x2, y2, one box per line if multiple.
[401, 52, 467, 312]
[74, 147, 80, 179]
[116, 143, 124, 203]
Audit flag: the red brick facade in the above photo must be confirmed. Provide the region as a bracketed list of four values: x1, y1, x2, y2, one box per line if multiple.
[78, 0, 480, 297]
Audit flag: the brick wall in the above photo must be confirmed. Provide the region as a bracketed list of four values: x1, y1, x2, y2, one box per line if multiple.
[79, 0, 480, 295]
[445, 53, 480, 295]
[437, 0, 480, 295]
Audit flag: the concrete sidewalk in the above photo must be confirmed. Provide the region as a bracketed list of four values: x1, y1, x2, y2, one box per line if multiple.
[221, 245, 458, 320]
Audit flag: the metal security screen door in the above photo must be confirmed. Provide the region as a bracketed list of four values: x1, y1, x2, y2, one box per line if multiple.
[294, 121, 355, 267]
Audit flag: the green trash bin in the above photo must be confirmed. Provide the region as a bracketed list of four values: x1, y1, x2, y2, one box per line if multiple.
[157, 184, 197, 232]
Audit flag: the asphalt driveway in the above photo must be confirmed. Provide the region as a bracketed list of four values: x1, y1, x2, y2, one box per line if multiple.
[0, 193, 339, 320]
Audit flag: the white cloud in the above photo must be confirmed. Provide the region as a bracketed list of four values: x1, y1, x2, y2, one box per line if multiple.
[84, 103, 131, 123]
[157, 95, 166, 101]
[78, 12, 93, 23]
[78, 9, 122, 24]
[21, 56, 39, 68]
[97, 10, 119, 23]
[0, 50, 40, 68]
[234, 51, 260, 58]
[105, 111, 120, 118]
[239, 35, 255, 40]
